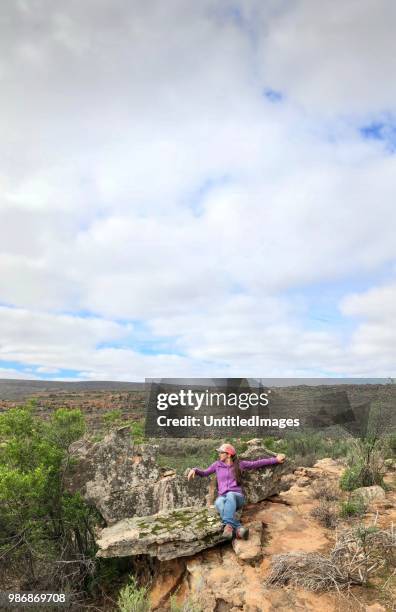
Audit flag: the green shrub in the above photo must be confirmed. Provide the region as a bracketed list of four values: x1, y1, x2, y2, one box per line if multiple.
[339, 465, 363, 492]
[339, 437, 386, 491]
[339, 495, 367, 518]
[283, 432, 327, 458]
[130, 420, 146, 443]
[0, 404, 100, 594]
[262, 437, 277, 451]
[102, 409, 123, 427]
[117, 575, 150, 612]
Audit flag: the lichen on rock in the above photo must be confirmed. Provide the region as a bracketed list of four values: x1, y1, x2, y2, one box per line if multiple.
[96, 506, 227, 561]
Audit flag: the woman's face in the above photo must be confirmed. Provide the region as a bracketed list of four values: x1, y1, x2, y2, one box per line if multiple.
[219, 451, 228, 460]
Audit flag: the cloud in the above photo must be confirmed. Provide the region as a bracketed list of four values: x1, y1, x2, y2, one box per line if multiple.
[0, 1, 395, 379]
[258, 0, 396, 115]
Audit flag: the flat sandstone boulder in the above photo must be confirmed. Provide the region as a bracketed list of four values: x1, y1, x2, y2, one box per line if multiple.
[96, 506, 227, 561]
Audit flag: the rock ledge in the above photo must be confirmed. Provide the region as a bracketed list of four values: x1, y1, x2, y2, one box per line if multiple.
[96, 506, 227, 561]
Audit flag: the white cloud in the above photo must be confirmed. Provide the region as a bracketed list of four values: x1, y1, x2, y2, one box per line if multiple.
[0, 368, 40, 380]
[0, 1, 395, 379]
[258, 0, 396, 115]
[341, 283, 396, 321]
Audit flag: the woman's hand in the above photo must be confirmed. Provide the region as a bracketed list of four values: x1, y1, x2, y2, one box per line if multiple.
[276, 453, 286, 463]
[187, 468, 196, 481]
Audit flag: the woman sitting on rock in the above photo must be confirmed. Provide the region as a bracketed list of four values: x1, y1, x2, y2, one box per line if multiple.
[187, 443, 286, 540]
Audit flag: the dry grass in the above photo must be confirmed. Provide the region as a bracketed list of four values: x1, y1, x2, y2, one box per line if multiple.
[265, 523, 396, 592]
[310, 500, 338, 528]
[311, 480, 340, 501]
[265, 551, 350, 591]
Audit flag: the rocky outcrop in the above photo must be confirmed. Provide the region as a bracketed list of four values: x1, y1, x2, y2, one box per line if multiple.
[65, 427, 213, 524]
[240, 439, 290, 502]
[96, 507, 227, 561]
[151, 458, 396, 611]
[65, 428, 290, 525]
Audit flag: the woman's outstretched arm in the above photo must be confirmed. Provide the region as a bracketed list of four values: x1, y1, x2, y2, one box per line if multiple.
[239, 454, 286, 470]
[187, 462, 217, 480]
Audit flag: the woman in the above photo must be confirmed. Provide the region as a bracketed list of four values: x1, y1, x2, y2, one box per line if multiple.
[187, 443, 286, 540]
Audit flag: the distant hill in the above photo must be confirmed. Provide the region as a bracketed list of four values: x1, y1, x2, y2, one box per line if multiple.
[0, 379, 145, 401]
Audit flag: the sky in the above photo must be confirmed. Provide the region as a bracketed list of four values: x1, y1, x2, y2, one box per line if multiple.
[0, 0, 395, 381]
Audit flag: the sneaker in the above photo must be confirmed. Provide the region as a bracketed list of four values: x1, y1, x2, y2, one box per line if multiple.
[236, 526, 249, 540]
[222, 525, 234, 539]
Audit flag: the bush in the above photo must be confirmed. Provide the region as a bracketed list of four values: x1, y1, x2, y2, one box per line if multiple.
[274, 432, 353, 465]
[339, 495, 367, 518]
[130, 420, 146, 444]
[310, 500, 338, 528]
[102, 409, 123, 428]
[339, 466, 363, 492]
[117, 575, 150, 612]
[262, 436, 277, 451]
[311, 480, 340, 501]
[339, 437, 386, 492]
[0, 404, 100, 595]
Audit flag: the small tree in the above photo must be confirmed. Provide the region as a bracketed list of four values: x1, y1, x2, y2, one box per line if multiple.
[0, 404, 100, 594]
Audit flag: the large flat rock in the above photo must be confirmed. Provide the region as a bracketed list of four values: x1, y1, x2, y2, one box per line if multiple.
[96, 506, 227, 561]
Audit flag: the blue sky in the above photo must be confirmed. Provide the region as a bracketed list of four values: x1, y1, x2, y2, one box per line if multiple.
[0, 0, 395, 381]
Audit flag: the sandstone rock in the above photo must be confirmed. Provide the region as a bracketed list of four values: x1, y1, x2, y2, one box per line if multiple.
[96, 506, 227, 561]
[296, 476, 311, 487]
[238, 440, 291, 504]
[279, 473, 296, 490]
[294, 467, 320, 479]
[232, 521, 263, 563]
[312, 458, 343, 475]
[182, 544, 337, 612]
[65, 430, 290, 525]
[148, 558, 185, 609]
[64, 427, 212, 524]
[353, 485, 386, 504]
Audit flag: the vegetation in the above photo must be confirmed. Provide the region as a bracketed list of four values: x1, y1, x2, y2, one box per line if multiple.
[265, 522, 396, 591]
[310, 500, 338, 528]
[157, 432, 353, 473]
[339, 437, 386, 492]
[339, 495, 367, 518]
[387, 433, 396, 457]
[0, 404, 102, 600]
[262, 432, 352, 467]
[130, 419, 146, 444]
[311, 480, 340, 501]
[101, 411, 147, 444]
[170, 593, 204, 612]
[102, 409, 123, 428]
[117, 575, 150, 612]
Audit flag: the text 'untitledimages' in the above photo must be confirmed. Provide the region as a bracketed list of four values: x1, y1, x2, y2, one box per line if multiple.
[157, 415, 300, 428]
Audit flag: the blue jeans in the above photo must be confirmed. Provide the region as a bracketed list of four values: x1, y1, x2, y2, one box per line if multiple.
[215, 491, 245, 530]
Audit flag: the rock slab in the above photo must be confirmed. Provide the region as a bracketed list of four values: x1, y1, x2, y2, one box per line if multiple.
[96, 506, 227, 561]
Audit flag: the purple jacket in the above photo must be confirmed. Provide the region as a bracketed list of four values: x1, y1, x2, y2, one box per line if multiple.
[193, 457, 279, 496]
